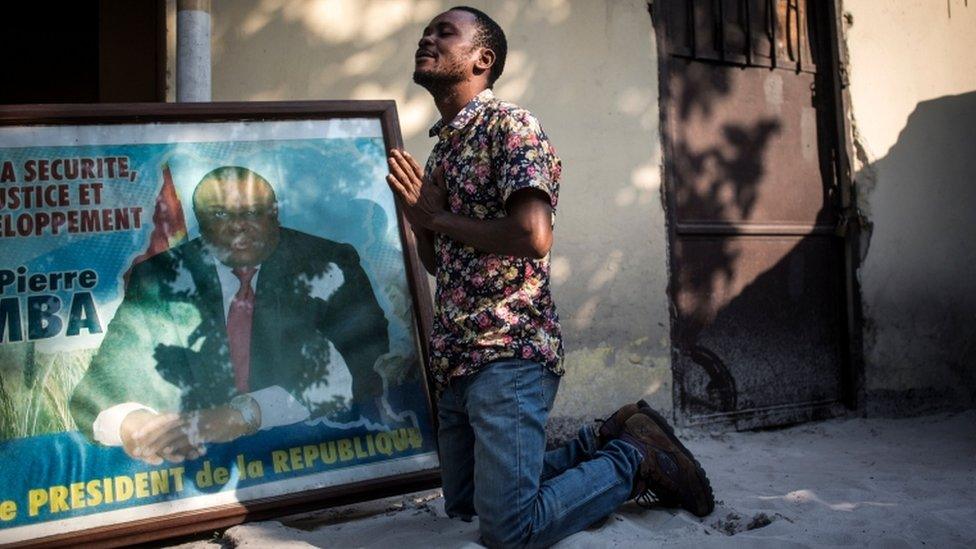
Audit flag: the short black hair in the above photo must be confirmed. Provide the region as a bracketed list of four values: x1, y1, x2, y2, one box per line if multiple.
[449, 6, 507, 86]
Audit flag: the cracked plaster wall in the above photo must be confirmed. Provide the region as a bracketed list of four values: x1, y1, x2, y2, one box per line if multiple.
[844, 0, 976, 413]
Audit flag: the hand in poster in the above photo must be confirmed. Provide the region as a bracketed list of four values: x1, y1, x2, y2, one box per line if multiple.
[120, 410, 199, 465]
[119, 405, 256, 465]
[386, 149, 447, 229]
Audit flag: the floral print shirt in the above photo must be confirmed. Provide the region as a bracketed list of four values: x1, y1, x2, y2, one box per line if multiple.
[425, 89, 563, 388]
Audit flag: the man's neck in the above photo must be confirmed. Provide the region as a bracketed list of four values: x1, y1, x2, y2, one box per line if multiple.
[432, 81, 489, 124]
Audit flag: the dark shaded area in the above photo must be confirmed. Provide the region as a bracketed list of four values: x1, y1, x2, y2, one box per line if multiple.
[1, 2, 100, 103]
[677, 235, 846, 426]
[0, 0, 164, 104]
[856, 91, 976, 415]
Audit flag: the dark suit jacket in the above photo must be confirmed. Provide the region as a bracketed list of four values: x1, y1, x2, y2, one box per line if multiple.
[70, 228, 388, 439]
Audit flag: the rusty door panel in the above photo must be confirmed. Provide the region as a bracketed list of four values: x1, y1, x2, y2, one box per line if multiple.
[669, 62, 834, 229]
[673, 236, 844, 421]
[657, 0, 849, 428]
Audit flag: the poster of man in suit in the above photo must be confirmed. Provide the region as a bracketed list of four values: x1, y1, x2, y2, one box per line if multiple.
[69, 165, 393, 465]
[0, 116, 438, 543]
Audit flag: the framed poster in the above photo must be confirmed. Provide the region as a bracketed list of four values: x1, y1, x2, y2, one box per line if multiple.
[0, 102, 439, 546]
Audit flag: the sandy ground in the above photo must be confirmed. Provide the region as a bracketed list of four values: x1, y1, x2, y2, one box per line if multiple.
[173, 410, 976, 548]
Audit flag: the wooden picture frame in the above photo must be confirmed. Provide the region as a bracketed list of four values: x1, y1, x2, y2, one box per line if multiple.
[0, 102, 439, 547]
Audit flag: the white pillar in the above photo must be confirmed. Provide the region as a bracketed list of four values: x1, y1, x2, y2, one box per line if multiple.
[177, 0, 212, 102]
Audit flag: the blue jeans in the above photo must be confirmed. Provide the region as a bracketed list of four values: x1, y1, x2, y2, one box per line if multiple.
[437, 359, 643, 548]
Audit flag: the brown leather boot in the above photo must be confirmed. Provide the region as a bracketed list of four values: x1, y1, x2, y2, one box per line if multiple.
[596, 399, 651, 446]
[618, 411, 715, 517]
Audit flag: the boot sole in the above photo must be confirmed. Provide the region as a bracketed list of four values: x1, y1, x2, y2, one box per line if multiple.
[639, 407, 715, 517]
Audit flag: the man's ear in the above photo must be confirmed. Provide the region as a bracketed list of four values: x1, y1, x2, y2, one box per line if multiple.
[474, 47, 496, 76]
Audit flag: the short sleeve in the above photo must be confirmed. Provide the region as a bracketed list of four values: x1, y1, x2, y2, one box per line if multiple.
[492, 108, 562, 212]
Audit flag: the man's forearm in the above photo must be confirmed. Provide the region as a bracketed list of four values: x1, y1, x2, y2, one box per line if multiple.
[430, 210, 551, 259]
[412, 224, 437, 275]
[387, 148, 552, 260]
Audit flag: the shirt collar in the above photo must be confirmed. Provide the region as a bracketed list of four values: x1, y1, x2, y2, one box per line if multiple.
[213, 258, 261, 286]
[428, 88, 495, 138]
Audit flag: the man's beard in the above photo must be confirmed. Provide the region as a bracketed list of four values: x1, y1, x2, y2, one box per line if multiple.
[413, 67, 465, 95]
[413, 49, 473, 95]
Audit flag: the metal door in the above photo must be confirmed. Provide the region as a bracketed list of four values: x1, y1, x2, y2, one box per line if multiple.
[654, 0, 855, 428]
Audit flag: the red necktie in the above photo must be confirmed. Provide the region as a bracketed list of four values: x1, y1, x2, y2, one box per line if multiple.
[227, 266, 256, 393]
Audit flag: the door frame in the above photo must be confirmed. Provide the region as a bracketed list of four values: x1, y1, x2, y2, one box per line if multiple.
[822, 0, 865, 412]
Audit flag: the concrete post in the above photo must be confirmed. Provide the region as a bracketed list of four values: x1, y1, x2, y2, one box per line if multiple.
[177, 0, 212, 102]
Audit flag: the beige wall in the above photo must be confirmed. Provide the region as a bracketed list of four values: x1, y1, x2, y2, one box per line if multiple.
[845, 0, 976, 412]
[190, 0, 670, 426]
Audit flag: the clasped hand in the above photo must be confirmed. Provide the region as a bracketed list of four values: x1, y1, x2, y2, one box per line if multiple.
[119, 406, 252, 465]
[386, 149, 447, 230]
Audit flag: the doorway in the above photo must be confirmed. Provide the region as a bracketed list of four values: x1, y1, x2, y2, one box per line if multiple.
[653, 0, 859, 429]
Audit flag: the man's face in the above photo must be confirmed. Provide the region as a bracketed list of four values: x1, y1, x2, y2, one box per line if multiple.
[413, 10, 482, 90]
[194, 175, 280, 267]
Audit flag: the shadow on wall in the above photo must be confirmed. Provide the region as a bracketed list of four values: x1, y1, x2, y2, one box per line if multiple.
[856, 91, 976, 414]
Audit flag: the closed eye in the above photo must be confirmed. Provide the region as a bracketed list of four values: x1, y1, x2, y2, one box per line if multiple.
[436, 22, 458, 36]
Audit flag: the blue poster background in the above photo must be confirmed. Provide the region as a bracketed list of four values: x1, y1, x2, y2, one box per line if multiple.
[0, 133, 436, 533]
